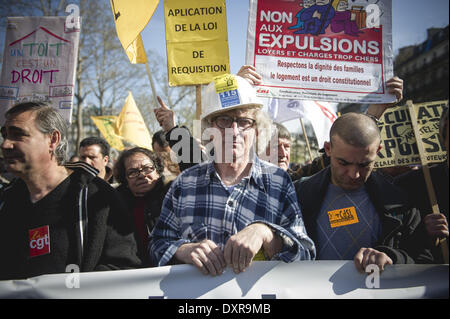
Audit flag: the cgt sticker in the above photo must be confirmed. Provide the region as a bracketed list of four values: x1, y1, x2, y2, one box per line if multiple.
[327, 206, 359, 228]
[29, 225, 51, 258]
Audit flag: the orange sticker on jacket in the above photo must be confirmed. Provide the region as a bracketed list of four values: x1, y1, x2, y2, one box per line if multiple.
[327, 206, 359, 228]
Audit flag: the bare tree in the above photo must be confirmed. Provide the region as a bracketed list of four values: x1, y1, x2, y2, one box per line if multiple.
[135, 49, 196, 135]
[82, 1, 146, 116]
[0, 0, 196, 155]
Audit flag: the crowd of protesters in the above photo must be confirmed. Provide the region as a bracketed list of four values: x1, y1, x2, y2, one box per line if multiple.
[0, 67, 448, 281]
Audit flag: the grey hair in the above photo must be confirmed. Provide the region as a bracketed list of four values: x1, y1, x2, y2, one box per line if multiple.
[200, 106, 274, 156]
[254, 108, 273, 155]
[272, 122, 291, 141]
[5, 102, 68, 165]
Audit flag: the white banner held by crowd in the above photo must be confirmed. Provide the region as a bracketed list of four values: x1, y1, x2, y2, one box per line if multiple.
[246, 0, 394, 104]
[0, 261, 447, 299]
[0, 16, 81, 123]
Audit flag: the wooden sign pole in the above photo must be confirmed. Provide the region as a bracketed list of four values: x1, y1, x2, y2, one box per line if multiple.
[196, 85, 202, 120]
[300, 118, 314, 162]
[194, 85, 202, 141]
[145, 61, 159, 111]
[407, 100, 449, 264]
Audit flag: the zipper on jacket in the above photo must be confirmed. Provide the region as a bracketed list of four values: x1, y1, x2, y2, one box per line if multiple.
[77, 186, 89, 263]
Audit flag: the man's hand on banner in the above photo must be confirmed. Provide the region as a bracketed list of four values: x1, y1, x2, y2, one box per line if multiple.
[154, 96, 176, 132]
[237, 65, 262, 86]
[367, 76, 404, 119]
[174, 240, 226, 276]
[424, 213, 449, 240]
[354, 247, 393, 273]
[224, 223, 282, 274]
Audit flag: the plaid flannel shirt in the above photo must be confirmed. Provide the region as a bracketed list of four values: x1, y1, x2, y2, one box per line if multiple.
[149, 157, 316, 266]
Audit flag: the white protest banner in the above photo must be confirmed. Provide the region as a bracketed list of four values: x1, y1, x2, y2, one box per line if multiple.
[246, 0, 394, 104]
[375, 100, 448, 169]
[0, 261, 447, 299]
[0, 16, 81, 123]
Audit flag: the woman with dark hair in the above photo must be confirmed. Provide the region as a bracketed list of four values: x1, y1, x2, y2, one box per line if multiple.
[114, 147, 171, 267]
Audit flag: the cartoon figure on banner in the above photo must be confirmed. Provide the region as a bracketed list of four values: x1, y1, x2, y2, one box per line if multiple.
[330, 0, 363, 36]
[293, 0, 336, 35]
[288, 0, 316, 32]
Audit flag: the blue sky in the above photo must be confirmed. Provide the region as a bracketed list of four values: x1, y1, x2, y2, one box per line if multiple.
[143, 0, 450, 74]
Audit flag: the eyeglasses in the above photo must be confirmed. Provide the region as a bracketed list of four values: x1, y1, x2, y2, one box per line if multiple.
[126, 165, 155, 179]
[213, 116, 256, 131]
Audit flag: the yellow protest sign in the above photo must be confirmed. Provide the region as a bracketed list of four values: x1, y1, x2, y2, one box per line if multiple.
[90, 116, 124, 151]
[110, 0, 159, 51]
[164, 0, 230, 86]
[115, 92, 153, 150]
[375, 100, 448, 168]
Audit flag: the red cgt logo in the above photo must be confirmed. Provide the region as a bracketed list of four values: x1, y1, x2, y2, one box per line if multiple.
[29, 225, 51, 258]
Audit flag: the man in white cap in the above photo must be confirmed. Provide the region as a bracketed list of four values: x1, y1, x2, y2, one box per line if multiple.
[150, 74, 315, 276]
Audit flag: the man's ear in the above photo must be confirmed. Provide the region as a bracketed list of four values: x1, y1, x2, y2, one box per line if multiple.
[49, 130, 61, 153]
[324, 141, 331, 156]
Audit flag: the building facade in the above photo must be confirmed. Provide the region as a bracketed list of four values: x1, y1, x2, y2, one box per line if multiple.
[339, 25, 449, 114]
[395, 26, 449, 104]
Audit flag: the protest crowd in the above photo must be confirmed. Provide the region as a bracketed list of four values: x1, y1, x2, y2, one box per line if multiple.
[0, 67, 448, 281]
[0, 1, 448, 300]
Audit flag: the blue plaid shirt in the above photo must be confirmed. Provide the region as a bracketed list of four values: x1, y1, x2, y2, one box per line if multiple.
[149, 157, 316, 266]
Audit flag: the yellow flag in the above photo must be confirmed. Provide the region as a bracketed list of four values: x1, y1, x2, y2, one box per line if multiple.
[126, 34, 147, 64]
[115, 92, 152, 149]
[90, 116, 125, 151]
[110, 0, 159, 50]
[110, 0, 158, 63]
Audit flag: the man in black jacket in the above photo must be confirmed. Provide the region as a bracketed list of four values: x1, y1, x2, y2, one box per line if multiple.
[295, 112, 425, 272]
[79, 136, 114, 183]
[394, 106, 449, 263]
[0, 102, 141, 280]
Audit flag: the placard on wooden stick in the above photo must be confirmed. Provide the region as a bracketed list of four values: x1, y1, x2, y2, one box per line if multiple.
[407, 100, 448, 264]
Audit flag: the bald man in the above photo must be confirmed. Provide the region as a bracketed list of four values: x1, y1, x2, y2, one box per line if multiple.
[295, 113, 425, 272]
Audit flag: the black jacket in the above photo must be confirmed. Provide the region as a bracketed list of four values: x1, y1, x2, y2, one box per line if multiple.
[294, 167, 425, 264]
[0, 162, 141, 280]
[394, 162, 449, 263]
[165, 125, 207, 172]
[290, 152, 330, 182]
[116, 176, 173, 266]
